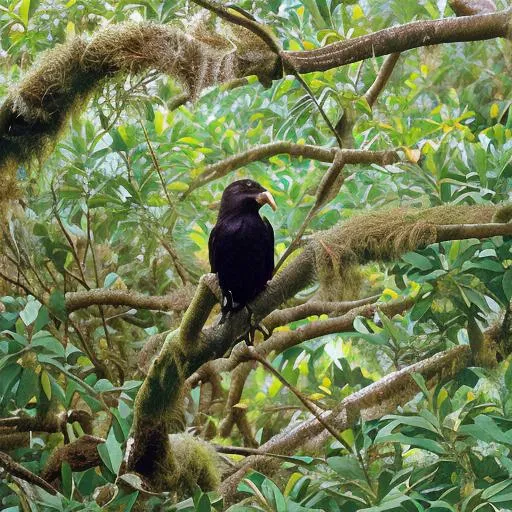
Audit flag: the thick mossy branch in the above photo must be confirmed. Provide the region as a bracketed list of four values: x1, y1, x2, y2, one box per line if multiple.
[0, 20, 279, 196]
[313, 204, 503, 299]
[126, 276, 219, 489]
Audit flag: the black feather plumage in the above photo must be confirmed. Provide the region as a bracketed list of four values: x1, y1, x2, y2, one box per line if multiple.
[209, 179, 276, 323]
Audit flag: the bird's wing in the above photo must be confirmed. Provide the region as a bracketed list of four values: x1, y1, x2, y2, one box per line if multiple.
[208, 224, 218, 273]
[263, 216, 275, 279]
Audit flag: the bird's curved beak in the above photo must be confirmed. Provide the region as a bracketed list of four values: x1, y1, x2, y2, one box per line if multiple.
[256, 191, 277, 211]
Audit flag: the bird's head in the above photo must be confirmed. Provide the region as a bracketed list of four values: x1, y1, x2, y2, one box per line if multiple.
[219, 179, 277, 217]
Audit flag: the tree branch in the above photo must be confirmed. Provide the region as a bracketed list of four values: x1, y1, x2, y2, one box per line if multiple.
[364, 53, 401, 108]
[436, 222, 512, 241]
[283, 9, 512, 73]
[189, 297, 412, 389]
[42, 435, 105, 483]
[186, 145, 401, 194]
[65, 287, 194, 313]
[263, 294, 381, 332]
[0, 451, 58, 495]
[221, 345, 473, 499]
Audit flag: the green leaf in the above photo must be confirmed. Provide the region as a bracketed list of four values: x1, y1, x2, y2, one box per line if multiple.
[410, 296, 432, 321]
[338, 331, 389, 345]
[33, 305, 50, 332]
[410, 373, 430, 399]
[193, 492, 212, 512]
[32, 334, 66, 359]
[503, 269, 512, 300]
[261, 478, 287, 512]
[460, 415, 512, 445]
[167, 181, 189, 192]
[379, 414, 438, 434]
[0, 363, 23, 397]
[402, 252, 434, 271]
[237, 471, 266, 495]
[19, 297, 42, 326]
[19, 0, 30, 25]
[327, 456, 366, 481]
[375, 432, 445, 455]
[41, 370, 52, 400]
[481, 480, 512, 500]
[377, 309, 409, 344]
[49, 291, 67, 322]
[61, 462, 73, 499]
[15, 367, 39, 408]
[98, 427, 123, 475]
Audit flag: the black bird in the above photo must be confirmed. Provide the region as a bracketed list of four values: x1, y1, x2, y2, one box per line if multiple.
[209, 179, 276, 342]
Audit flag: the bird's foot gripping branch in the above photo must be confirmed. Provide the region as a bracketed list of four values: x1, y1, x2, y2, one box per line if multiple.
[123, 203, 512, 495]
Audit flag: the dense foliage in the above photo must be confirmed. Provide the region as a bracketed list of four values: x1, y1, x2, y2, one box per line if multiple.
[0, 0, 511, 510]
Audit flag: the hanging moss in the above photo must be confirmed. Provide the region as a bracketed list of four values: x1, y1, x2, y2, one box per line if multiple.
[0, 20, 280, 202]
[312, 204, 499, 300]
[167, 433, 221, 497]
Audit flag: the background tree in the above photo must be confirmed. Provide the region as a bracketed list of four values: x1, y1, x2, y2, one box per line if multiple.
[0, 0, 511, 510]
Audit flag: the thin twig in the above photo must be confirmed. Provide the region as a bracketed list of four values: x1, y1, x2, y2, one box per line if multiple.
[245, 346, 375, 494]
[0, 451, 58, 495]
[51, 182, 89, 289]
[364, 53, 401, 108]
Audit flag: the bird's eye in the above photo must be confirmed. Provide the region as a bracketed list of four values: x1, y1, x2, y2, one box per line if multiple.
[246, 180, 253, 187]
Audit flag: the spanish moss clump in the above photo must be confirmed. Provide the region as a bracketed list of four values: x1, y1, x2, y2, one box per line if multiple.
[0, 20, 280, 200]
[313, 204, 498, 300]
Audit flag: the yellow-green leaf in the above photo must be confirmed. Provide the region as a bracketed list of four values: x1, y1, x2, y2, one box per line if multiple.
[167, 181, 189, 192]
[19, 0, 30, 26]
[41, 370, 52, 400]
[65, 21, 75, 38]
[352, 5, 364, 19]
